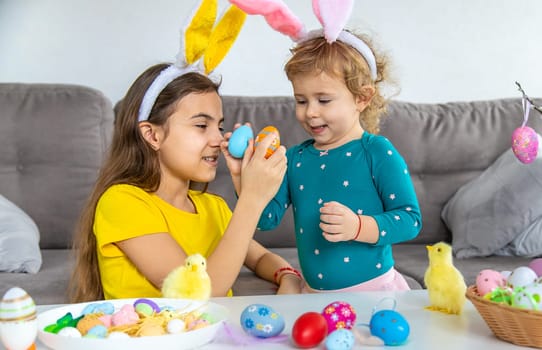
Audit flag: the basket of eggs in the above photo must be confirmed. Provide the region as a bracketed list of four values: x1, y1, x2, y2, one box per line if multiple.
[466, 258, 542, 348]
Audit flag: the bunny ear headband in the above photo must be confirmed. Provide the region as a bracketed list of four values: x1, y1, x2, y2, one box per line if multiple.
[228, 0, 377, 81]
[138, 0, 246, 122]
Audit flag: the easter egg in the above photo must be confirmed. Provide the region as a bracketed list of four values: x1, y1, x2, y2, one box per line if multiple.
[324, 328, 355, 350]
[81, 302, 114, 315]
[57, 326, 82, 338]
[369, 309, 410, 346]
[0, 287, 38, 350]
[511, 126, 539, 164]
[134, 298, 160, 316]
[528, 258, 542, 277]
[167, 318, 186, 334]
[255, 126, 280, 158]
[501, 270, 512, 280]
[476, 269, 506, 296]
[85, 324, 108, 338]
[291, 311, 328, 348]
[512, 283, 542, 310]
[507, 266, 537, 288]
[108, 331, 130, 339]
[321, 301, 356, 334]
[228, 125, 254, 158]
[240, 304, 285, 338]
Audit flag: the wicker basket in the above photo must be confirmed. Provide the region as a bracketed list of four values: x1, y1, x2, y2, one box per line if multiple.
[466, 285, 542, 348]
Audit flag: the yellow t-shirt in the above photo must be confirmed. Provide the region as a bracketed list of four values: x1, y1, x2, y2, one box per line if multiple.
[94, 184, 232, 299]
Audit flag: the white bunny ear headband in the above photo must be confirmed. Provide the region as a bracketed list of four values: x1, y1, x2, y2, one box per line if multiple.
[138, 0, 246, 122]
[228, 0, 377, 81]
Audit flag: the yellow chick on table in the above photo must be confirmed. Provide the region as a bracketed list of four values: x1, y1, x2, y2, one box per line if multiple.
[161, 253, 211, 301]
[424, 242, 467, 315]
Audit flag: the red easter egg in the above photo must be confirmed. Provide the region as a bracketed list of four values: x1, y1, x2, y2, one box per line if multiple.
[255, 125, 280, 158]
[291, 312, 328, 348]
[321, 301, 357, 334]
[511, 126, 538, 164]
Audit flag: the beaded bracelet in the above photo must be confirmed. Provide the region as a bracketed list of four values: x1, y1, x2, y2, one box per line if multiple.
[273, 266, 302, 284]
[352, 215, 362, 241]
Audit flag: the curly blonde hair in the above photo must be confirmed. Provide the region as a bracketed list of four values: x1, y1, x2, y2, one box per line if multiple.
[284, 32, 395, 134]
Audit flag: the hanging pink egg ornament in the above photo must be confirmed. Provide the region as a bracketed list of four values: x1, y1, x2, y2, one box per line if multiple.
[528, 258, 542, 277]
[511, 126, 538, 164]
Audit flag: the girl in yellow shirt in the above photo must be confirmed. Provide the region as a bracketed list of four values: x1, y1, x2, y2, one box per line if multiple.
[68, 63, 302, 301]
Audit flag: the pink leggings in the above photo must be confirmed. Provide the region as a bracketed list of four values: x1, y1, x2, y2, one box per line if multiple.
[302, 268, 410, 293]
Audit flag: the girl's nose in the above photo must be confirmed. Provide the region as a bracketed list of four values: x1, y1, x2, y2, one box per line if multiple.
[210, 128, 224, 146]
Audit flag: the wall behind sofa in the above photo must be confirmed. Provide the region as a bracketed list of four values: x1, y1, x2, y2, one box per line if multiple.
[0, 0, 541, 104]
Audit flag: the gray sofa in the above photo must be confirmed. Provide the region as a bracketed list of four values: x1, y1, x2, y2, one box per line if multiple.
[0, 83, 540, 305]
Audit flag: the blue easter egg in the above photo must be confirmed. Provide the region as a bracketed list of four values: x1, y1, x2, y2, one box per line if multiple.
[85, 324, 108, 338]
[81, 302, 114, 315]
[370, 309, 410, 346]
[240, 303, 285, 338]
[228, 125, 253, 158]
[324, 328, 355, 350]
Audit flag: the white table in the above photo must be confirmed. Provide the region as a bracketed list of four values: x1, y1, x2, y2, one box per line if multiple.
[3, 290, 531, 349]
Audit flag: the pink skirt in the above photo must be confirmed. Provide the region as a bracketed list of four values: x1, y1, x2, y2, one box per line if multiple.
[302, 267, 410, 293]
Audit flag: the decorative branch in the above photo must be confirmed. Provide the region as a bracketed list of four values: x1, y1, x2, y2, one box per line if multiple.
[515, 81, 542, 115]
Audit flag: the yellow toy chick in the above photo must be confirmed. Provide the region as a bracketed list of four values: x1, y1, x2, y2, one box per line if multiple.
[161, 253, 211, 301]
[424, 242, 467, 315]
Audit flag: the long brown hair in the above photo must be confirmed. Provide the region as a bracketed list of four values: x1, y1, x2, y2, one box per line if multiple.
[68, 64, 220, 302]
[284, 32, 395, 134]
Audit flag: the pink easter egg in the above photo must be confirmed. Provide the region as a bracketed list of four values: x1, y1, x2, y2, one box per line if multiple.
[111, 304, 139, 327]
[528, 258, 542, 277]
[511, 126, 538, 164]
[321, 301, 356, 334]
[476, 269, 506, 296]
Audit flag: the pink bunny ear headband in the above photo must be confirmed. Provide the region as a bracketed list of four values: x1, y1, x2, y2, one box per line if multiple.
[138, 0, 246, 122]
[229, 0, 377, 81]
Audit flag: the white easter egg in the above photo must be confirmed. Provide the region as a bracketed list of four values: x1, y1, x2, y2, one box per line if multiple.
[108, 331, 130, 339]
[512, 283, 542, 310]
[167, 318, 186, 334]
[507, 266, 537, 288]
[501, 270, 511, 280]
[57, 326, 82, 338]
[0, 287, 37, 350]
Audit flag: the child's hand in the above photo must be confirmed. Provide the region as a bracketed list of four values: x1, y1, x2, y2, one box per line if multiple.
[239, 131, 286, 205]
[320, 201, 360, 242]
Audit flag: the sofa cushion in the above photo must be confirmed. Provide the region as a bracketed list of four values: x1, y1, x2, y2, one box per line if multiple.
[442, 145, 542, 258]
[381, 99, 542, 245]
[0, 83, 114, 249]
[0, 249, 73, 305]
[0, 194, 41, 273]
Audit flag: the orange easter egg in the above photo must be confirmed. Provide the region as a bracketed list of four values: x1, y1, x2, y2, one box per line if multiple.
[255, 126, 280, 158]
